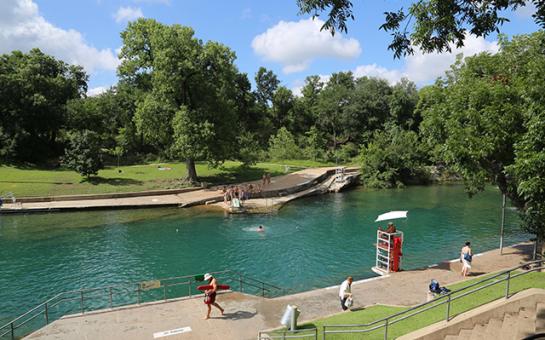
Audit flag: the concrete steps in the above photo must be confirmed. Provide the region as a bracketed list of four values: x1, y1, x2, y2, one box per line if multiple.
[444, 305, 543, 340]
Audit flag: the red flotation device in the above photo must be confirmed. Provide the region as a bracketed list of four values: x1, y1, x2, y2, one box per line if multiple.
[197, 284, 230, 291]
[391, 236, 403, 272]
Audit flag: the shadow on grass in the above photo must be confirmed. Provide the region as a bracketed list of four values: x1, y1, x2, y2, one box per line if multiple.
[84, 177, 143, 186]
[200, 165, 284, 185]
[0, 180, 74, 185]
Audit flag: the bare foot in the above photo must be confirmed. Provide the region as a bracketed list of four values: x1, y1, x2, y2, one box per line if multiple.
[203, 316, 209, 320]
[220, 308, 225, 315]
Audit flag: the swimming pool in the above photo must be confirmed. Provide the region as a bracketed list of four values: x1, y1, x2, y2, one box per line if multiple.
[0, 184, 528, 324]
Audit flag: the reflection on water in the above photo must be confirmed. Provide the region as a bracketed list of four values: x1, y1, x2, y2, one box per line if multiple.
[0, 184, 529, 323]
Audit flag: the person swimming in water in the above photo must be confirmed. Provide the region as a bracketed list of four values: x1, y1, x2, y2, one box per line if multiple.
[257, 225, 264, 232]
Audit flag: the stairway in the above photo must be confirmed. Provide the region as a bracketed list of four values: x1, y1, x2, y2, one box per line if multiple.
[443, 303, 545, 340]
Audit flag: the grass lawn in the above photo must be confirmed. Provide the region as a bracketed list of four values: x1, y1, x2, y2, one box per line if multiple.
[0, 160, 337, 197]
[268, 271, 545, 340]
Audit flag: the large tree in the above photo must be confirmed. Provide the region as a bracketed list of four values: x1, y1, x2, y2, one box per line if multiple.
[0, 49, 87, 162]
[297, 0, 545, 58]
[118, 19, 241, 182]
[418, 32, 545, 251]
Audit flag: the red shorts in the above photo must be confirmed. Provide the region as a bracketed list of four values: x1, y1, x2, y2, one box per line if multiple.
[204, 292, 216, 305]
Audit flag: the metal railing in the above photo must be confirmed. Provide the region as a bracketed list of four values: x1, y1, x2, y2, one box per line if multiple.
[0, 269, 284, 339]
[258, 328, 318, 340]
[322, 258, 544, 339]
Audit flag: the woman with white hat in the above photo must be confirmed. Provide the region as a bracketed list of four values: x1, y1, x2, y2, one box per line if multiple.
[203, 273, 224, 319]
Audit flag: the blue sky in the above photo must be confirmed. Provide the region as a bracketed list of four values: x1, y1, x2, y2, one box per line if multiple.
[1, 0, 539, 95]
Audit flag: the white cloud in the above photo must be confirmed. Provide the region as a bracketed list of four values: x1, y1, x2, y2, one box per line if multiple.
[347, 35, 498, 86]
[515, 2, 535, 18]
[87, 86, 109, 97]
[114, 6, 143, 23]
[252, 18, 361, 74]
[0, 0, 119, 74]
[353, 64, 406, 84]
[292, 34, 499, 92]
[404, 35, 499, 84]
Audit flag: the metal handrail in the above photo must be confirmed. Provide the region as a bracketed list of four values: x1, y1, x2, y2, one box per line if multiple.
[0, 269, 284, 340]
[258, 328, 318, 340]
[322, 259, 544, 339]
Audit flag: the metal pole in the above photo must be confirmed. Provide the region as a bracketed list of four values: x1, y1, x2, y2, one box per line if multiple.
[45, 303, 49, 324]
[505, 271, 511, 298]
[189, 281, 192, 298]
[80, 291, 84, 314]
[500, 194, 506, 254]
[239, 274, 243, 292]
[262, 282, 265, 297]
[164, 286, 167, 301]
[446, 294, 451, 321]
[109, 287, 113, 308]
[10, 322, 14, 340]
[384, 318, 389, 340]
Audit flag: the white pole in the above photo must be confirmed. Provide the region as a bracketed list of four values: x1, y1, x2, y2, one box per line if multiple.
[500, 193, 506, 255]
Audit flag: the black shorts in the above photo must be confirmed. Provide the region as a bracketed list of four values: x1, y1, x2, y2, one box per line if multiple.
[340, 297, 348, 311]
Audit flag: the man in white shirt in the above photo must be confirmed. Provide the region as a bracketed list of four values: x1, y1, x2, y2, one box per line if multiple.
[339, 276, 353, 311]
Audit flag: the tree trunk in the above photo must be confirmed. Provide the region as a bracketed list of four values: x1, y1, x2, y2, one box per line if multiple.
[186, 158, 198, 184]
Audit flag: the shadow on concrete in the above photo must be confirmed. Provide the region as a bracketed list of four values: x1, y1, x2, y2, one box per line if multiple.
[506, 242, 535, 262]
[217, 310, 257, 320]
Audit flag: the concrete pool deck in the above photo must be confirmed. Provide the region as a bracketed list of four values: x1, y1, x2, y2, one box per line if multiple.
[26, 242, 534, 340]
[1, 167, 353, 214]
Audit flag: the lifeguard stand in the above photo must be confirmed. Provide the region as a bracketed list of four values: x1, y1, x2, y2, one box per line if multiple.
[371, 211, 407, 276]
[372, 229, 404, 276]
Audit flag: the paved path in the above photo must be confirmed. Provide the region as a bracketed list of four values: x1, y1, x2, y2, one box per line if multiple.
[27, 243, 534, 340]
[1, 168, 340, 213]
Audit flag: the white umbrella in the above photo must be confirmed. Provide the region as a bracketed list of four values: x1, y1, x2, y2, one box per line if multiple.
[375, 211, 408, 222]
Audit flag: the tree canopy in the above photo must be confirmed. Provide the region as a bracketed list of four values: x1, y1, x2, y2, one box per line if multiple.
[0, 49, 87, 162]
[118, 18, 242, 182]
[297, 0, 545, 58]
[418, 31, 545, 241]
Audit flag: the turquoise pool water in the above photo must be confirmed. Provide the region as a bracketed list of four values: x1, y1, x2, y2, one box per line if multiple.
[0, 185, 528, 324]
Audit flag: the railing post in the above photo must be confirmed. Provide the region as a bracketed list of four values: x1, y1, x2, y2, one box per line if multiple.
[45, 302, 49, 324]
[164, 286, 167, 301]
[189, 280, 192, 298]
[10, 322, 14, 340]
[262, 282, 265, 297]
[80, 291, 84, 314]
[384, 318, 389, 340]
[239, 274, 243, 292]
[505, 271, 511, 298]
[282, 330, 286, 340]
[109, 287, 113, 308]
[446, 294, 451, 321]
